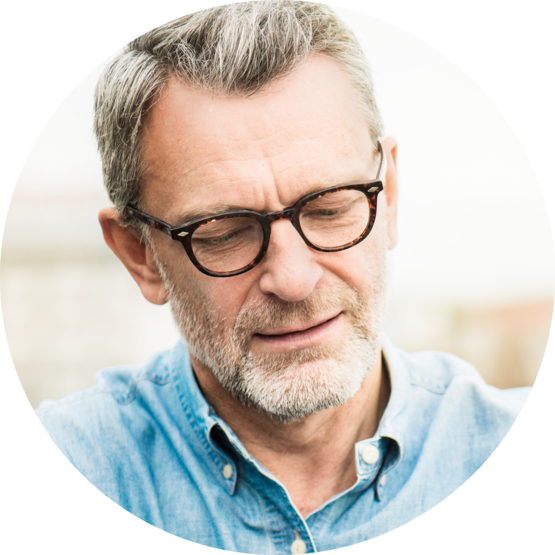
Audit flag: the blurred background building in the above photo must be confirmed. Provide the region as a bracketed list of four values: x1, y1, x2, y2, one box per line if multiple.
[1, 9, 553, 409]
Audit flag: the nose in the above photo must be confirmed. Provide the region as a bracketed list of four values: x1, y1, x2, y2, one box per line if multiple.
[257, 218, 323, 302]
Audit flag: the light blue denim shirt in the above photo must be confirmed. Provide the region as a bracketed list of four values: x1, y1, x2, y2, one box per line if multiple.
[37, 337, 528, 553]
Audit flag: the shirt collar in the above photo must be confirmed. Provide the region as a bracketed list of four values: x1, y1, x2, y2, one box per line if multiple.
[169, 341, 239, 494]
[351, 334, 410, 499]
[376, 334, 410, 459]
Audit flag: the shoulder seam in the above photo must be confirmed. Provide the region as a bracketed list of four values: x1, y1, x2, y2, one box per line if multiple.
[117, 376, 171, 405]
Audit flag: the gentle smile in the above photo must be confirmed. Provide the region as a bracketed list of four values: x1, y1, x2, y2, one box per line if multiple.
[252, 313, 343, 351]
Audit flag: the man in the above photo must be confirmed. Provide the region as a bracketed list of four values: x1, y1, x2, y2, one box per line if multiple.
[36, 1, 528, 552]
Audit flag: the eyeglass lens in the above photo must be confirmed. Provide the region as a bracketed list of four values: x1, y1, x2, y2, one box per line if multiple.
[190, 188, 371, 274]
[192, 216, 265, 274]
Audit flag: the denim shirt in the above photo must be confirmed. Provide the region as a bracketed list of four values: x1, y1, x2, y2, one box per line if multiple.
[36, 337, 528, 553]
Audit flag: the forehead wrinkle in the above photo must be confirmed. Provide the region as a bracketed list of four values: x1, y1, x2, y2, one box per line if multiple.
[143, 138, 378, 223]
[163, 172, 270, 224]
[143, 103, 352, 188]
[145, 127, 300, 184]
[150, 139, 299, 197]
[143, 153, 262, 196]
[267, 144, 379, 202]
[155, 137, 378, 221]
[173, 165, 375, 224]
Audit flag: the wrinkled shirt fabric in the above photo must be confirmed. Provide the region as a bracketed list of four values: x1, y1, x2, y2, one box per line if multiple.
[37, 337, 528, 553]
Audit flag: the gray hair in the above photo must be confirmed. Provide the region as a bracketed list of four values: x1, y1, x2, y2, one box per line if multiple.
[93, 0, 384, 229]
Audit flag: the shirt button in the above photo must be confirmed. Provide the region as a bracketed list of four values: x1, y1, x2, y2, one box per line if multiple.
[223, 464, 233, 479]
[291, 538, 307, 554]
[379, 475, 387, 486]
[362, 444, 379, 464]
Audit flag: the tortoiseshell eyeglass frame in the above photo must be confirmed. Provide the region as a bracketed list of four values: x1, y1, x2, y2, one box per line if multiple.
[126, 142, 386, 278]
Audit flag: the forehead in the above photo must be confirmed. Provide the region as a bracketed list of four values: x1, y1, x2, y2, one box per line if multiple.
[140, 55, 376, 223]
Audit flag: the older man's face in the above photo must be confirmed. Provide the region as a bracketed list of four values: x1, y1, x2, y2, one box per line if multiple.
[139, 55, 397, 421]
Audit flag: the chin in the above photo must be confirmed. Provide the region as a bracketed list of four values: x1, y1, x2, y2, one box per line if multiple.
[217, 342, 380, 423]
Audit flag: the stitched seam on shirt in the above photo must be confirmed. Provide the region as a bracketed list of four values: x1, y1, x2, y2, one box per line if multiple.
[116, 377, 171, 405]
[409, 381, 447, 394]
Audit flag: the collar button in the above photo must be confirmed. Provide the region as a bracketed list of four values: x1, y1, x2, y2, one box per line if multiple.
[223, 464, 233, 479]
[362, 444, 379, 464]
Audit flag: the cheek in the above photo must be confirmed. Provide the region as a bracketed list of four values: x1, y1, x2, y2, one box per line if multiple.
[322, 237, 384, 292]
[194, 273, 255, 329]
[321, 217, 390, 307]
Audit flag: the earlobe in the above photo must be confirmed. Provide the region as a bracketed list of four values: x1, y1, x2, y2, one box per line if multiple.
[98, 207, 168, 305]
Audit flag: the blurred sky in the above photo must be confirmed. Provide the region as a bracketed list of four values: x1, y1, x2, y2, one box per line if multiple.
[5, 7, 554, 309]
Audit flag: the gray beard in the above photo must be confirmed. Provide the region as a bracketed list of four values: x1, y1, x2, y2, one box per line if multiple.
[156, 219, 390, 423]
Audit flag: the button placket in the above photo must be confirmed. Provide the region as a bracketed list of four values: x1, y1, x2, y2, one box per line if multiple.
[373, 436, 399, 501]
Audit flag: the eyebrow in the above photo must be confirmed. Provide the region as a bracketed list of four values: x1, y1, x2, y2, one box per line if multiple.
[174, 203, 247, 224]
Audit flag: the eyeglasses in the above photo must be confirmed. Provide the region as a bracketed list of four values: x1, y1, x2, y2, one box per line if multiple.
[126, 141, 386, 278]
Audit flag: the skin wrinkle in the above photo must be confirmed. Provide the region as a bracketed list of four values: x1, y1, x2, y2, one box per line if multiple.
[167, 154, 379, 225]
[143, 127, 329, 186]
[143, 146, 376, 224]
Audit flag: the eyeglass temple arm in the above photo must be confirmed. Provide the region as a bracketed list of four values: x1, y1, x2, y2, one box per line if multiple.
[126, 206, 172, 236]
[376, 141, 387, 182]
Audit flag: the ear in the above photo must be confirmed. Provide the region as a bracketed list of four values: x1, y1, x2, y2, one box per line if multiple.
[98, 207, 168, 305]
[381, 137, 399, 250]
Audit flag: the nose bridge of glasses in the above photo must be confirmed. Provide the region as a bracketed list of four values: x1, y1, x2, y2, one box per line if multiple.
[265, 207, 296, 223]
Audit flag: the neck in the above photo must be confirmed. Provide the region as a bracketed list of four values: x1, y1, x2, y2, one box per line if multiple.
[190, 353, 390, 518]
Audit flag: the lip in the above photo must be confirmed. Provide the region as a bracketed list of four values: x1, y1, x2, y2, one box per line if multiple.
[256, 312, 341, 336]
[252, 312, 343, 351]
